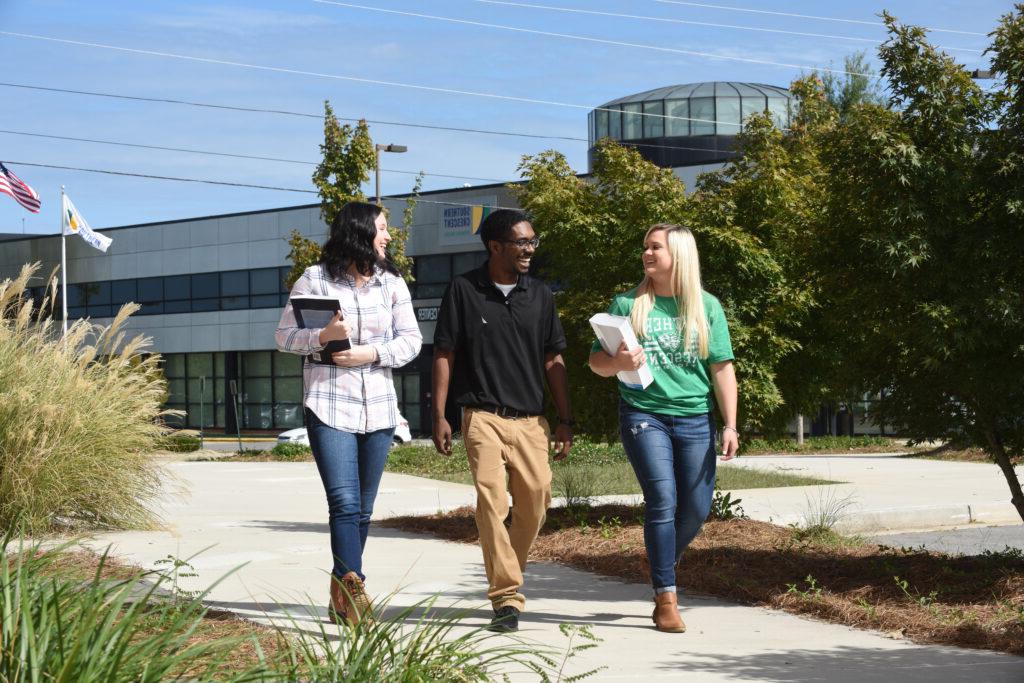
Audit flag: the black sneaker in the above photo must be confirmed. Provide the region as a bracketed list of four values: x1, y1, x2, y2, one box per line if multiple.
[488, 605, 520, 632]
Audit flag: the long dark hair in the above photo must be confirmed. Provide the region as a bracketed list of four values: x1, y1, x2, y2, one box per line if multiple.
[318, 201, 399, 280]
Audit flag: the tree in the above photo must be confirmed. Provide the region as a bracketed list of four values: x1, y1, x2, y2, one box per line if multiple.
[512, 139, 811, 438]
[811, 8, 1024, 520]
[819, 51, 886, 118]
[285, 102, 416, 288]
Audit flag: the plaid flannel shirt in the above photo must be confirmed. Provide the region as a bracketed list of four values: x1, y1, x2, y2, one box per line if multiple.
[275, 264, 422, 434]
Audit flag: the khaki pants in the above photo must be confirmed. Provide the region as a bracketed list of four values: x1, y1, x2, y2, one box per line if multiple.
[463, 408, 552, 612]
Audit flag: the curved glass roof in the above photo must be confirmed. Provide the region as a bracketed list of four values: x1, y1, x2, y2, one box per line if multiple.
[588, 81, 794, 144]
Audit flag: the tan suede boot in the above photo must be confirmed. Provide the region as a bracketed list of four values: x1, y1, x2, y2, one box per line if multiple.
[652, 591, 686, 633]
[327, 575, 347, 625]
[341, 571, 374, 627]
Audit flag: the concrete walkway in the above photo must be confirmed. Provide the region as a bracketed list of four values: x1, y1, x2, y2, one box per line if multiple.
[83, 459, 1023, 681]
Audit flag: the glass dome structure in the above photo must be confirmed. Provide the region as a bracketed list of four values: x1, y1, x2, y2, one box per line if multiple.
[587, 82, 794, 170]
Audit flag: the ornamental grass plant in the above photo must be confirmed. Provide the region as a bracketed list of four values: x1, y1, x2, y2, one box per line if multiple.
[0, 264, 170, 533]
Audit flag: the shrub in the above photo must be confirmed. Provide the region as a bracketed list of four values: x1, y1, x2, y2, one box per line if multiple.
[0, 531, 266, 682]
[0, 529, 604, 682]
[0, 264, 170, 533]
[270, 442, 312, 459]
[160, 431, 201, 452]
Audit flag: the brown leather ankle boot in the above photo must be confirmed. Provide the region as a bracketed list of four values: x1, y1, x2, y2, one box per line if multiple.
[341, 571, 373, 627]
[327, 575, 347, 624]
[652, 591, 686, 633]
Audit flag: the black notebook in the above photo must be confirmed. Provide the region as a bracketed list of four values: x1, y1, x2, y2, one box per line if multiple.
[291, 295, 351, 365]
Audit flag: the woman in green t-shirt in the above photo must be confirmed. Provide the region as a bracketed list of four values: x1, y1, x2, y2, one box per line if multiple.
[589, 223, 738, 633]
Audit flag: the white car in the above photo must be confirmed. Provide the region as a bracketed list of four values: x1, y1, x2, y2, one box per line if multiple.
[277, 413, 413, 446]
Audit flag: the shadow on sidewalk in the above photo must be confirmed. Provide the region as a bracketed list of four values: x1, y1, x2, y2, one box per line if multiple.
[663, 643, 1023, 682]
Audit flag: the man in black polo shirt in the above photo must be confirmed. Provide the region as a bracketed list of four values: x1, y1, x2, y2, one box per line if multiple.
[432, 208, 574, 633]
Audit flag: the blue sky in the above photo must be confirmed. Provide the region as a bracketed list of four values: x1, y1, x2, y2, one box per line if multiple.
[0, 0, 1011, 235]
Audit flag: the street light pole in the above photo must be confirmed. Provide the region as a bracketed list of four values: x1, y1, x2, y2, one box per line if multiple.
[374, 143, 408, 206]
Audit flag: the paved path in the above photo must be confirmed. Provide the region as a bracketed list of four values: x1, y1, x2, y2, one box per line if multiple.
[83, 460, 1023, 681]
[869, 525, 1024, 556]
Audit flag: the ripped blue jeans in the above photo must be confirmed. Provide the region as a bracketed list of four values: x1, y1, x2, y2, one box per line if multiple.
[619, 401, 716, 593]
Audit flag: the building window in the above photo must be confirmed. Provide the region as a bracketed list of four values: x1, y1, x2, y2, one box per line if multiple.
[715, 97, 742, 136]
[272, 352, 303, 429]
[415, 254, 453, 299]
[642, 101, 664, 138]
[741, 95, 767, 130]
[220, 270, 249, 310]
[393, 371, 422, 434]
[622, 102, 643, 140]
[595, 108, 609, 140]
[453, 251, 487, 275]
[666, 99, 689, 137]
[767, 97, 790, 129]
[608, 105, 622, 139]
[690, 97, 715, 136]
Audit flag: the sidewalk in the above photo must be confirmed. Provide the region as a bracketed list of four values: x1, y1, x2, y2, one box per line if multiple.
[724, 454, 1023, 533]
[83, 459, 1022, 681]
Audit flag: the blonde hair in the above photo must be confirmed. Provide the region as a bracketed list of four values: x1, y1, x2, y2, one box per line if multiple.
[629, 223, 709, 359]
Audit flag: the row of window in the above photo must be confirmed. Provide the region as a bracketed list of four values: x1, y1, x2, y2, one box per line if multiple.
[589, 96, 792, 143]
[27, 253, 490, 319]
[412, 250, 489, 299]
[163, 350, 426, 433]
[28, 266, 293, 319]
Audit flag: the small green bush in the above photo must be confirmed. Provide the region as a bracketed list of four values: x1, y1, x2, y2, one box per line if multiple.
[270, 442, 312, 459]
[159, 431, 201, 453]
[0, 265, 169, 533]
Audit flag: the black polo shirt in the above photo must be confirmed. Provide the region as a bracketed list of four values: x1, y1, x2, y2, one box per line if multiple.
[434, 262, 566, 415]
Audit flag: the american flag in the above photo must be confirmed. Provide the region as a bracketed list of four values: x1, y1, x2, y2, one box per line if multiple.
[0, 162, 41, 213]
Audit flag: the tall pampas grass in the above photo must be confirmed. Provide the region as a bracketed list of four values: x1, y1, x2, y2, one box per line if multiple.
[0, 263, 171, 533]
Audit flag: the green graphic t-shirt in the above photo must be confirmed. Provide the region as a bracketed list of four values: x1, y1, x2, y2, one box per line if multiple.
[590, 289, 734, 416]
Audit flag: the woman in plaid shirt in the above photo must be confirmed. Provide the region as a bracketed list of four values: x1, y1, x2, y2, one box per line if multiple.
[275, 201, 422, 626]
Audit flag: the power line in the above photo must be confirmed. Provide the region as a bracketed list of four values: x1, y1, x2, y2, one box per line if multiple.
[0, 30, 733, 126]
[4, 160, 520, 210]
[650, 0, 988, 37]
[469, 0, 982, 53]
[7, 161, 317, 193]
[0, 32, 773, 133]
[0, 82, 585, 144]
[312, 1, 872, 77]
[0, 82, 747, 155]
[0, 129, 507, 183]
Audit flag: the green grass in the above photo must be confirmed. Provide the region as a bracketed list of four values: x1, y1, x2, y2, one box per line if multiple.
[742, 435, 912, 454]
[386, 440, 837, 495]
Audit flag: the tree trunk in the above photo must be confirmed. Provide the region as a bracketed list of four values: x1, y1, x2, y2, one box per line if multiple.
[796, 414, 805, 446]
[984, 428, 1024, 524]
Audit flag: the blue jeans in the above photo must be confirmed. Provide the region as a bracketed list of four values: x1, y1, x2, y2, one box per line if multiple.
[305, 408, 394, 581]
[619, 402, 716, 593]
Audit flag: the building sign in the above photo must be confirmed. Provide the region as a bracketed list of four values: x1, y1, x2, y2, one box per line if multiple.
[439, 196, 497, 245]
[416, 306, 440, 322]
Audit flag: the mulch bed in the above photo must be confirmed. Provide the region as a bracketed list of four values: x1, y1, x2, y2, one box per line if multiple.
[382, 504, 1024, 655]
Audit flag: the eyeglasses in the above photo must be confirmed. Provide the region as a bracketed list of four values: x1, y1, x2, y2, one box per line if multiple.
[502, 237, 540, 249]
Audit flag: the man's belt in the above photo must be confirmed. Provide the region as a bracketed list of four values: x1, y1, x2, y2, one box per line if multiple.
[469, 404, 540, 419]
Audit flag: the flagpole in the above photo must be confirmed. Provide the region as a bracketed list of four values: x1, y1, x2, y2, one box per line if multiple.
[60, 185, 68, 336]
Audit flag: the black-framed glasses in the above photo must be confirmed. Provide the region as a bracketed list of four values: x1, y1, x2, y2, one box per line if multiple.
[503, 237, 540, 249]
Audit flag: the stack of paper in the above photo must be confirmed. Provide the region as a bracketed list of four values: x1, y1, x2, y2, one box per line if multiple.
[589, 313, 653, 390]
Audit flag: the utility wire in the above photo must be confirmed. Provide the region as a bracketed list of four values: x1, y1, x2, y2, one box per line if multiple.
[469, 0, 982, 53]
[0, 82, 745, 155]
[0, 30, 737, 126]
[7, 161, 317, 193]
[0, 82, 585, 144]
[4, 160, 522, 208]
[0, 129, 507, 183]
[650, 0, 988, 37]
[312, 1, 872, 77]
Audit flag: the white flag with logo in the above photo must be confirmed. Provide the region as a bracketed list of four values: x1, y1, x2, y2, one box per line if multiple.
[62, 193, 112, 252]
